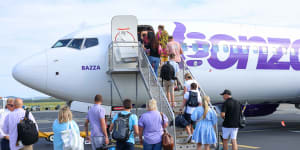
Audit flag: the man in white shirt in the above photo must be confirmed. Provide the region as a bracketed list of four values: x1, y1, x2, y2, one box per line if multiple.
[3, 98, 38, 150]
[0, 98, 15, 150]
[180, 83, 202, 143]
[183, 73, 198, 93]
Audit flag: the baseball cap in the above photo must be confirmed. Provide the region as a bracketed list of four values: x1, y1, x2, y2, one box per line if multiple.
[220, 89, 232, 95]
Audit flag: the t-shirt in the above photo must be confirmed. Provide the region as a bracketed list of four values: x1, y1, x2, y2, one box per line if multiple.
[184, 90, 202, 114]
[184, 79, 198, 92]
[222, 98, 241, 128]
[112, 111, 138, 144]
[167, 41, 182, 62]
[138, 111, 168, 144]
[86, 104, 106, 137]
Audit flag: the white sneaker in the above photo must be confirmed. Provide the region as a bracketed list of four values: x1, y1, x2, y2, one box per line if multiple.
[186, 135, 192, 143]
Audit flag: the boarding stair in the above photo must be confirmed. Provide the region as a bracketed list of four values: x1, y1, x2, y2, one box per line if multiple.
[107, 15, 219, 150]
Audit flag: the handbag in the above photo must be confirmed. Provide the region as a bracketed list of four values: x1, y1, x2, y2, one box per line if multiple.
[61, 121, 84, 150]
[161, 112, 174, 150]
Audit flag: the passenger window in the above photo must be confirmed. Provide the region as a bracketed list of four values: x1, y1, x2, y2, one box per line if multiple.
[232, 45, 238, 53]
[192, 43, 198, 52]
[181, 43, 188, 51]
[203, 44, 209, 52]
[84, 38, 99, 48]
[242, 46, 248, 54]
[212, 45, 219, 52]
[223, 45, 229, 53]
[52, 39, 71, 48]
[68, 39, 84, 50]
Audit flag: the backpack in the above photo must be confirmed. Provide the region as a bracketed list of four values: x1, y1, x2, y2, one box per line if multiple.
[17, 109, 39, 145]
[160, 61, 176, 81]
[186, 91, 199, 107]
[112, 113, 131, 142]
[175, 114, 189, 128]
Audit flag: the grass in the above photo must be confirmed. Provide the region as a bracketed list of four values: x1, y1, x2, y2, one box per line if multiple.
[24, 102, 66, 111]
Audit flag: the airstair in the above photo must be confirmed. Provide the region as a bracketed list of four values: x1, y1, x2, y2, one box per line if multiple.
[107, 15, 219, 150]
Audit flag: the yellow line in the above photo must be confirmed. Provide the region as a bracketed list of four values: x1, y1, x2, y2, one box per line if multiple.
[134, 144, 143, 148]
[220, 142, 260, 149]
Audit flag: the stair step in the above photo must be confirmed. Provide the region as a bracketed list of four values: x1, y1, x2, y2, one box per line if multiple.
[176, 143, 197, 150]
[176, 128, 189, 137]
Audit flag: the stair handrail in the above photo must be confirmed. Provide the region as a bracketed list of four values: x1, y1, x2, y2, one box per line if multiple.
[180, 56, 220, 149]
[137, 44, 177, 150]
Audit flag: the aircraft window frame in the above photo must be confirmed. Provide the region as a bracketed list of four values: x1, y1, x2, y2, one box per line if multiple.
[192, 43, 198, 52]
[52, 39, 72, 48]
[68, 38, 84, 50]
[83, 38, 99, 49]
[181, 43, 188, 51]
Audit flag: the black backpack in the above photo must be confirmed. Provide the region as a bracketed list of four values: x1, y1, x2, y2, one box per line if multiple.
[112, 113, 131, 142]
[17, 109, 39, 145]
[186, 91, 199, 107]
[160, 61, 176, 81]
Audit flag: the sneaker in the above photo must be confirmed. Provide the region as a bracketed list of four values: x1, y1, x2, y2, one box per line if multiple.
[186, 135, 192, 143]
[191, 140, 195, 144]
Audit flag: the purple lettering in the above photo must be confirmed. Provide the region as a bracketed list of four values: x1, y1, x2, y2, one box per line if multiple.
[208, 34, 238, 69]
[290, 40, 300, 70]
[97, 65, 101, 70]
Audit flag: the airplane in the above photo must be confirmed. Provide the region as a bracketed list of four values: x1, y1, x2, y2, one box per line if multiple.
[12, 15, 300, 117]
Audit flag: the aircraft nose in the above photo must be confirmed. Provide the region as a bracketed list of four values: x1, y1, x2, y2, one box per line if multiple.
[12, 52, 47, 92]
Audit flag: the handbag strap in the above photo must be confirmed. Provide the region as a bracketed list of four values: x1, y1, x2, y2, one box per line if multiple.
[160, 112, 166, 132]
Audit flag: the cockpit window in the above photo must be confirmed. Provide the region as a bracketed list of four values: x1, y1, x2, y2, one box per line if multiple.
[84, 38, 98, 48]
[68, 39, 84, 50]
[52, 39, 71, 48]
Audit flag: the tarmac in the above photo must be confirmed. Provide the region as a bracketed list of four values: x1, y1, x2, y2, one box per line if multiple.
[32, 104, 300, 150]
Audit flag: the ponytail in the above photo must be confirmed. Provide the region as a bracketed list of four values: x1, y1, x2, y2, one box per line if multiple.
[202, 96, 210, 119]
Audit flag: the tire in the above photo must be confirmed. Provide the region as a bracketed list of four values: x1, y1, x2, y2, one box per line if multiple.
[46, 134, 54, 143]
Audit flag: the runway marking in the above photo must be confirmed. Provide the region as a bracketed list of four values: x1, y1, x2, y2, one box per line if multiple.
[239, 130, 265, 133]
[220, 143, 260, 149]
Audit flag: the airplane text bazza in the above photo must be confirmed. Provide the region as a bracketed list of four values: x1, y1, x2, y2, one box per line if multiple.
[12, 16, 300, 117]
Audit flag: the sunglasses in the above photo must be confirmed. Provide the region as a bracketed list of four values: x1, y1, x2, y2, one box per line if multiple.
[7, 104, 14, 107]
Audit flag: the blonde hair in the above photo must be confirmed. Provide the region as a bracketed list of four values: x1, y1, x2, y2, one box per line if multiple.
[184, 73, 192, 80]
[58, 106, 72, 123]
[202, 96, 210, 119]
[147, 99, 158, 111]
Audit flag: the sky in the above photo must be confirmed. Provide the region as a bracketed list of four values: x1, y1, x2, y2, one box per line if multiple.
[1, 0, 300, 98]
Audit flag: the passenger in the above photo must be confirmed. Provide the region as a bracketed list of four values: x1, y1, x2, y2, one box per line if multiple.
[148, 31, 161, 76]
[109, 99, 138, 150]
[3, 98, 38, 150]
[164, 53, 179, 107]
[156, 25, 169, 64]
[191, 96, 217, 150]
[179, 83, 202, 143]
[184, 73, 198, 93]
[0, 98, 15, 150]
[166, 36, 183, 63]
[53, 106, 80, 150]
[138, 99, 168, 150]
[85, 94, 109, 150]
[141, 30, 150, 55]
[220, 89, 241, 150]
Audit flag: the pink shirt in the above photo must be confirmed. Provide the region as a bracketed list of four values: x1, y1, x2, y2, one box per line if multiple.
[167, 41, 182, 62]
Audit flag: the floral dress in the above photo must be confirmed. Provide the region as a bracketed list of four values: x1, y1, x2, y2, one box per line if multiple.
[156, 30, 169, 63]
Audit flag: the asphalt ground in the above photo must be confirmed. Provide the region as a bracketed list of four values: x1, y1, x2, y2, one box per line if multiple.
[31, 104, 300, 150]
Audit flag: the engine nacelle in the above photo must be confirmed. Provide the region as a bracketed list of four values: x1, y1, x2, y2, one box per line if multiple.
[215, 103, 279, 117]
[295, 104, 300, 109]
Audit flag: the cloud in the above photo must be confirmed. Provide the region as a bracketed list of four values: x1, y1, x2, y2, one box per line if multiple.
[1, 0, 300, 97]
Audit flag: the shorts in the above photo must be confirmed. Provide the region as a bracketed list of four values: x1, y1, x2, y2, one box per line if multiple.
[183, 112, 194, 125]
[222, 127, 239, 140]
[91, 136, 105, 150]
[164, 80, 175, 96]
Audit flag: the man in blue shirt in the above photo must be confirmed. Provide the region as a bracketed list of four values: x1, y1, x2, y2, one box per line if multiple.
[109, 99, 138, 150]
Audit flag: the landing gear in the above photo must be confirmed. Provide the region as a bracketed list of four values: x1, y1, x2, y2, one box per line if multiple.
[295, 103, 300, 109]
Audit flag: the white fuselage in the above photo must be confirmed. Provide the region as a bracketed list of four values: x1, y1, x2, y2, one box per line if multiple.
[12, 20, 300, 106]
